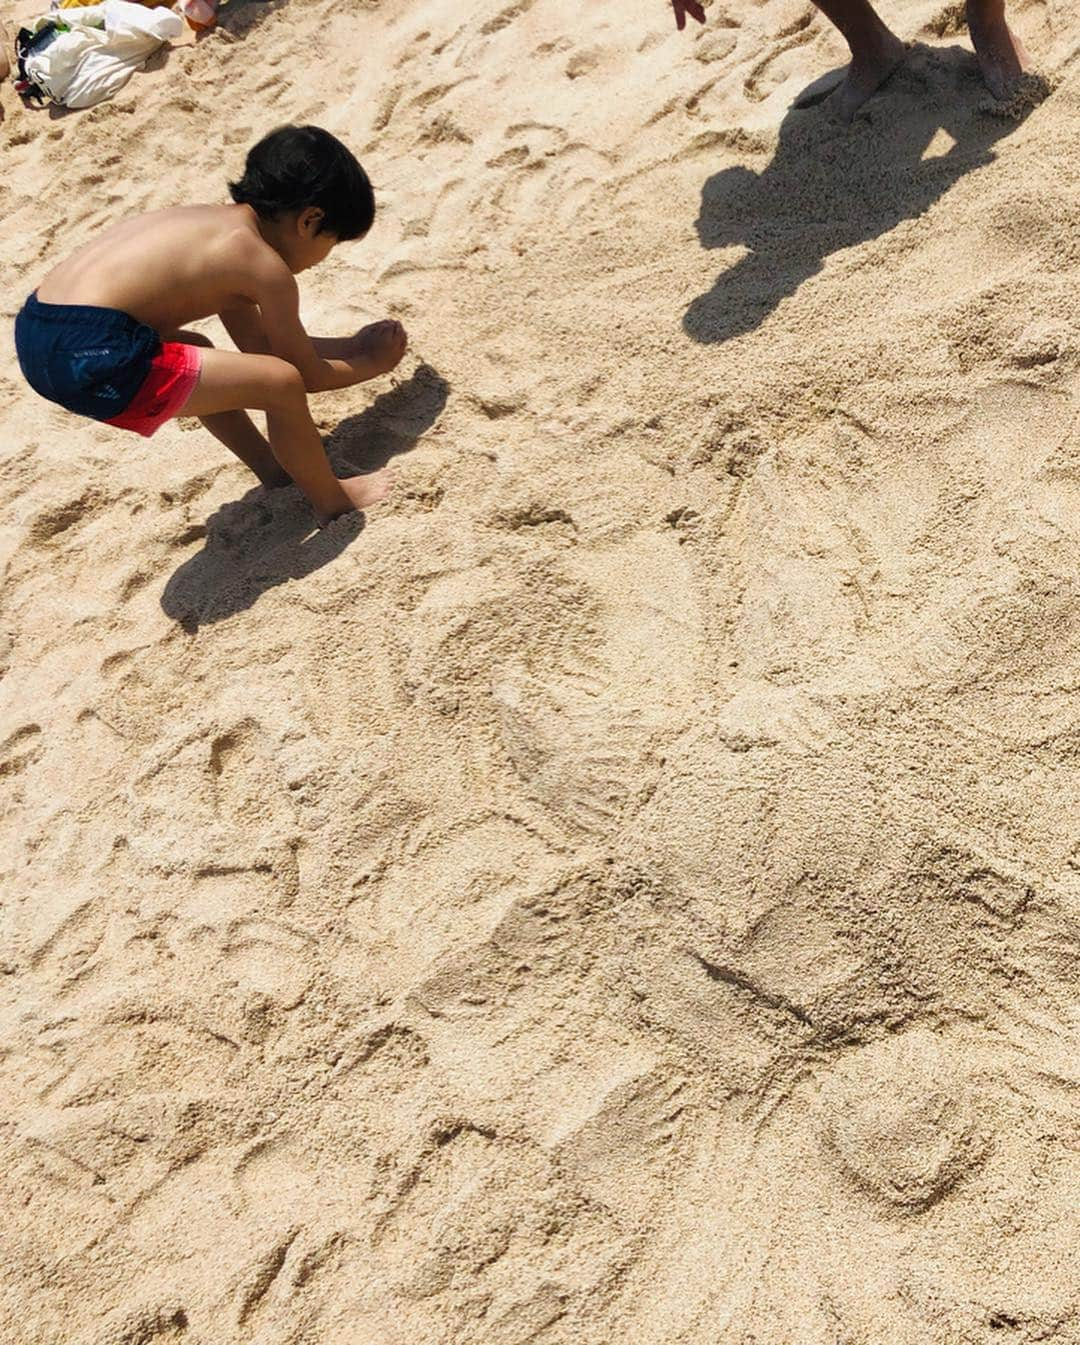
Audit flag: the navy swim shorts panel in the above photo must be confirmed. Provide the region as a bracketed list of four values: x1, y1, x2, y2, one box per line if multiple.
[14, 293, 160, 422]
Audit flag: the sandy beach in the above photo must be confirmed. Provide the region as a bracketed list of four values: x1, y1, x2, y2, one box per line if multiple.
[1, 0, 1079, 1341]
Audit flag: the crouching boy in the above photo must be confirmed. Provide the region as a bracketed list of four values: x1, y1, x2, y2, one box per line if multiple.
[15, 124, 405, 522]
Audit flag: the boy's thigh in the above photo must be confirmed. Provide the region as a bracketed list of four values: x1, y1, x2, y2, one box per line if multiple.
[182, 347, 304, 418]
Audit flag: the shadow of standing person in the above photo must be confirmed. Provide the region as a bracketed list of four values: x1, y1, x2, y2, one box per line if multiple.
[161, 363, 450, 631]
[683, 43, 1041, 347]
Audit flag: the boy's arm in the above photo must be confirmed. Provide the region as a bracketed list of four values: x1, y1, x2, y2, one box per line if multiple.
[310, 335, 354, 360]
[222, 303, 363, 363]
[254, 263, 371, 394]
[246, 253, 407, 393]
[220, 301, 271, 355]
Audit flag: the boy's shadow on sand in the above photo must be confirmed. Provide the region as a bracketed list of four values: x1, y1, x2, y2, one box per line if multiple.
[684, 43, 1041, 345]
[160, 363, 449, 632]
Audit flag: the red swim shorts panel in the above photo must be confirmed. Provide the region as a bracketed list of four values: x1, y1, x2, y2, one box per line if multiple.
[105, 341, 202, 438]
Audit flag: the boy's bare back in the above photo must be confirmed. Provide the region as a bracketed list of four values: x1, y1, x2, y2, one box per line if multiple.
[37, 204, 285, 336]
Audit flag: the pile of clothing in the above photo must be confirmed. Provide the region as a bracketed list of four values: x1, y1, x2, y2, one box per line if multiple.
[14, 0, 218, 111]
[57, 0, 219, 27]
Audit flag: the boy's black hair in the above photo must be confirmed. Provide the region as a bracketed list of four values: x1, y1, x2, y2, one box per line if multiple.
[229, 125, 374, 240]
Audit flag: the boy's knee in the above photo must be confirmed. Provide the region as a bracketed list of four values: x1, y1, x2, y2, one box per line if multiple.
[264, 358, 307, 407]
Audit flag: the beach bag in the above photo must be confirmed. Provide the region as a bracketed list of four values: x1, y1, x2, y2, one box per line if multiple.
[17, 1, 183, 109]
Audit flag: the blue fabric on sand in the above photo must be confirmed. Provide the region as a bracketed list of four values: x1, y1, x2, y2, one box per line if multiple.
[14, 292, 160, 421]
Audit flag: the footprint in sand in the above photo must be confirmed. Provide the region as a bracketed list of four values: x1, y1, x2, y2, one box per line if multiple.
[338, 815, 564, 997]
[405, 535, 702, 843]
[555, 1067, 690, 1215]
[369, 1118, 622, 1331]
[817, 1030, 989, 1211]
[402, 555, 600, 720]
[220, 917, 315, 1011]
[481, 126, 612, 232]
[124, 717, 299, 878]
[493, 667, 656, 839]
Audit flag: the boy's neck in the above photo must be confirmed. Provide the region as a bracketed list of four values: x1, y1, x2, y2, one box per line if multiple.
[247, 205, 290, 260]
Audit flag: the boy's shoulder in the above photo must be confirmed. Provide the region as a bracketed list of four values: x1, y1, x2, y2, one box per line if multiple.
[130, 201, 266, 254]
[192, 204, 289, 281]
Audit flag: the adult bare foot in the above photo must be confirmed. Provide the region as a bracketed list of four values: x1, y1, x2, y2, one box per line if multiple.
[966, 0, 1028, 100]
[315, 469, 394, 525]
[829, 28, 907, 120]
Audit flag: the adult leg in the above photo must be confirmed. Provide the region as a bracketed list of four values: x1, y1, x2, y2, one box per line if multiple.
[170, 330, 287, 487]
[183, 347, 392, 521]
[966, 0, 1028, 99]
[809, 0, 906, 120]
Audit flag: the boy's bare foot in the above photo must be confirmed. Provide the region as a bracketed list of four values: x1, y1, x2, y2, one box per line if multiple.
[315, 469, 394, 525]
[345, 320, 408, 381]
[829, 29, 907, 120]
[967, 1, 1029, 100]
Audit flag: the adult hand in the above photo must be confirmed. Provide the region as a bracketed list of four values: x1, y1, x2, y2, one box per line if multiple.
[671, 0, 706, 31]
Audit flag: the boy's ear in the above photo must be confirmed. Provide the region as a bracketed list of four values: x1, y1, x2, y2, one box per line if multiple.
[298, 206, 325, 237]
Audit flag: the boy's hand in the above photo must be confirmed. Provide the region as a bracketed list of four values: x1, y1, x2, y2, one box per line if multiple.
[344, 319, 408, 381]
[671, 0, 706, 30]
